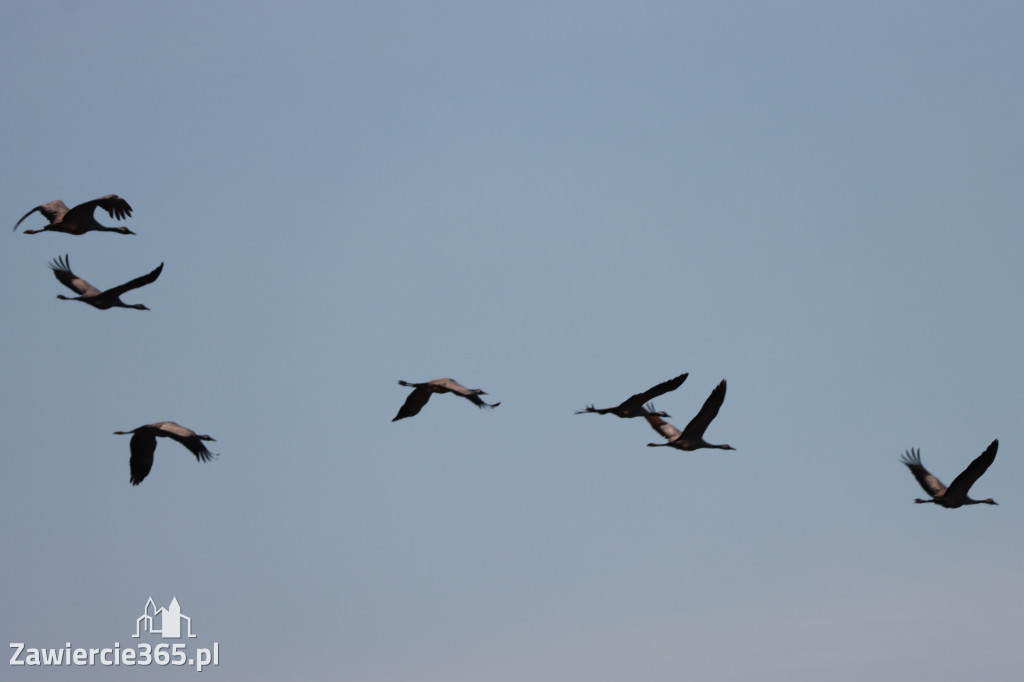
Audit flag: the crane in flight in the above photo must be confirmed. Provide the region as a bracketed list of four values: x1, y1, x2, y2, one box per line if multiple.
[645, 379, 735, 451]
[575, 372, 688, 418]
[14, 195, 135, 235]
[393, 378, 500, 421]
[900, 440, 998, 508]
[113, 422, 218, 486]
[49, 255, 162, 310]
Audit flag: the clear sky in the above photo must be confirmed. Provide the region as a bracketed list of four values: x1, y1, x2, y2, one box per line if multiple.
[2, 1, 1022, 680]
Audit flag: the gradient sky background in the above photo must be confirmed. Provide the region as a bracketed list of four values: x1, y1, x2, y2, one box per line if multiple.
[2, 2, 1023, 680]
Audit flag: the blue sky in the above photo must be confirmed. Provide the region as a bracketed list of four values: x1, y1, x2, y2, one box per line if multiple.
[2, 2, 1022, 680]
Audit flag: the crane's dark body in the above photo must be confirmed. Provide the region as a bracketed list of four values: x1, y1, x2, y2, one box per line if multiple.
[576, 372, 688, 418]
[49, 254, 162, 310]
[393, 378, 500, 421]
[645, 379, 735, 451]
[901, 440, 998, 508]
[113, 422, 217, 486]
[14, 195, 135, 235]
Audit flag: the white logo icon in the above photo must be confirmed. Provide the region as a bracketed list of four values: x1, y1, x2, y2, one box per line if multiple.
[133, 597, 196, 639]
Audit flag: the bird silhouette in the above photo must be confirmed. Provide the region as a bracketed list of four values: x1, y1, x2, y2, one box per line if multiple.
[575, 372, 688, 418]
[900, 440, 998, 507]
[49, 255, 162, 310]
[14, 195, 135, 235]
[393, 378, 500, 421]
[113, 422, 217, 486]
[645, 379, 734, 451]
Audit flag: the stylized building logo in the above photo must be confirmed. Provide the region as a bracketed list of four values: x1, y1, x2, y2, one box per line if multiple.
[133, 597, 196, 639]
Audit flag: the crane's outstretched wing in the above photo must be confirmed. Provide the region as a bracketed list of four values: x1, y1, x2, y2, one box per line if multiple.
[149, 421, 216, 461]
[620, 373, 689, 411]
[900, 448, 946, 498]
[463, 394, 499, 408]
[393, 385, 433, 421]
[645, 414, 682, 441]
[681, 380, 728, 439]
[66, 195, 132, 223]
[14, 200, 69, 231]
[945, 439, 998, 500]
[49, 255, 101, 297]
[129, 430, 158, 486]
[104, 263, 164, 298]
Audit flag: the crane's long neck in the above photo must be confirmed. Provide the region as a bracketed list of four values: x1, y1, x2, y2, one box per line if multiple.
[92, 225, 134, 235]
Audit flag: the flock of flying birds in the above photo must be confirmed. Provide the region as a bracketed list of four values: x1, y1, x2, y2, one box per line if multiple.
[14, 194, 1002, 505]
[15, 194, 216, 485]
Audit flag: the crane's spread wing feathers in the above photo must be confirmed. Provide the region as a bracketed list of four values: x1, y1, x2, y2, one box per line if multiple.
[149, 421, 215, 462]
[66, 194, 132, 223]
[681, 379, 727, 439]
[128, 430, 157, 486]
[49, 255, 101, 297]
[621, 372, 689, 410]
[174, 435, 215, 462]
[462, 392, 500, 409]
[14, 200, 69, 231]
[900, 448, 947, 498]
[13, 205, 39, 229]
[645, 414, 681, 441]
[104, 262, 163, 298]
[393, 385, 433, 420]
[14, 206, 42, 231]
[945, 439, 998, 499]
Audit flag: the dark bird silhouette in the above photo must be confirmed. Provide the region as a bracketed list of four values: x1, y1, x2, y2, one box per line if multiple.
[645, 379, 735, 451]
[900, 440, 998, 508]
[14, 195, 134, 235]
[575, 372, 688, 418]
[113, 422, 217, 486]
[49, 254, 162, 310]
[393, 378, 500, 421]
